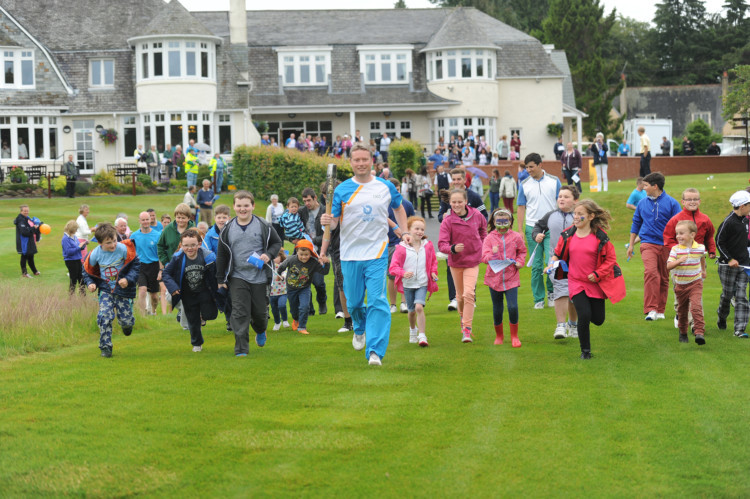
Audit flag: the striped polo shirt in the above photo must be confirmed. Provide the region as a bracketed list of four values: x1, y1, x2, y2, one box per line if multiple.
[668, 241, 705, 285]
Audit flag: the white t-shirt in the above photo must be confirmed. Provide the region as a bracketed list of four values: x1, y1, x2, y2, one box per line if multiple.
[332, 176, 402, 261]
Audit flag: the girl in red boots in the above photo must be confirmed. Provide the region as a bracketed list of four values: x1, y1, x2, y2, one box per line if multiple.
[547, 199, 625, 359]
[482, 208, 526, 347]
[438, 189, 487, 343]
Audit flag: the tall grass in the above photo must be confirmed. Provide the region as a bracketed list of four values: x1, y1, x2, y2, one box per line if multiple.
[0, 281, 98, 359]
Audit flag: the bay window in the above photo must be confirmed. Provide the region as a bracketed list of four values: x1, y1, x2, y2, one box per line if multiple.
[426, 49, 496, 81]
[135, 39, 215, 81]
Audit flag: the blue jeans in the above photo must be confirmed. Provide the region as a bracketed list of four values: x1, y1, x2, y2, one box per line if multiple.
[270, 294, 288, 324]
[489, 191, 500, 212]
[287, 287, 312, 329]
[187, 172, 198, 189]
[489, 287, 519, 325]
[214, 170, 223, 193]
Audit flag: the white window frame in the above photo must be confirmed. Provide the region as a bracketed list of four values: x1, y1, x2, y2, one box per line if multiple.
[691, 112, 712, 127]
[426, 49, 496, 82]
[431, 117, 496, 152]
[275, 47, 331, 87]
[0, 114, 60, 160]
[1, 49, 35, 89]
[357, 45, 413, 85]
[89, 58, 115, 88]
[135, 39, 216, 82]
[369, 120, 411, 139]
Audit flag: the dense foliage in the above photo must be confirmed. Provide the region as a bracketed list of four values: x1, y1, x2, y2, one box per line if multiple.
[388, 139, 424, 180]
[232, 146, 352, 201]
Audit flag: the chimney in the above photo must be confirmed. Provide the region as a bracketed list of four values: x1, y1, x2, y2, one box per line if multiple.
[229, 0, 247, 46]
[228, 0, 249, 79]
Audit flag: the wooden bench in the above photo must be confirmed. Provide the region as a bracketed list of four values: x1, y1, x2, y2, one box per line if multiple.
[24, 165, 47, 184]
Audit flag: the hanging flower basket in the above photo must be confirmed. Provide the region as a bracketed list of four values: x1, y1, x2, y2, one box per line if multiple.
[98, 128, 118, 145]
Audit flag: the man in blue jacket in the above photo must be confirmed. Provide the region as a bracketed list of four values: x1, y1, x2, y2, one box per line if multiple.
[626, 172, 681, 321]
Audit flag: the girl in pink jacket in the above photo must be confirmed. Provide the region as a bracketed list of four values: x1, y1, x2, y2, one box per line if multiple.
[389, 216, 438, 347]
[438, 189, 487, 343]
[482, 208, 527, 347]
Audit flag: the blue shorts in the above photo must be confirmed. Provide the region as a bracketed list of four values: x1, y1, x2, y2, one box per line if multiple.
[403, 286, 428, 311]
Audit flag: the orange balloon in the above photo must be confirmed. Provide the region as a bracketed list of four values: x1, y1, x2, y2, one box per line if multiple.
[39, 223, 51, 235]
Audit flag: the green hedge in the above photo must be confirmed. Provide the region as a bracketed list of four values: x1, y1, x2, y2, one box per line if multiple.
[232, 146, 352, 201]
[388, 139, 423, 180]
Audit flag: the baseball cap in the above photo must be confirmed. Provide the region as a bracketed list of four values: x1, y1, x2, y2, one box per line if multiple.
[729, 190, 750, 208]
[295, 238, 319, 258]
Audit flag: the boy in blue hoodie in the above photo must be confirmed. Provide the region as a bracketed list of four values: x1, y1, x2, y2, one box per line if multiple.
[162, 228, 219, 352]
[626, 172, 681, 321]
[83, 223, 140, 358]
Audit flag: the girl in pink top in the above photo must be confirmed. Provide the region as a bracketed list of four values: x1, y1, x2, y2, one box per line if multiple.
[389, 216, 438, 347]
[547, 199, 618, 359]
[438, 189, 487, 343]
[482, 208, 527, 347]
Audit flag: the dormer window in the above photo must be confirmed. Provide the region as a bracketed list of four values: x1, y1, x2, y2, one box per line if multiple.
[135, 39, 215, 82]
[426, 49, 495, 81]
[90, 59, 114, 88]
[2, 49, 34, 89]
[276, 47, 331, 86]
[358, 46, 412, 85]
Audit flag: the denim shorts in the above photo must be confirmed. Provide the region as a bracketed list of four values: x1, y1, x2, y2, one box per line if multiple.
[403, 286, 428, 311]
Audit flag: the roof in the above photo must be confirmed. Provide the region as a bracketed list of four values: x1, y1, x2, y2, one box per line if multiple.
[497, 43, 564, 78]
[0, 0, 167, 50]
[248, 86, 457, 110]
[548, 49, 576, 107]
[423, 7, 536, 51]
[138, 0, 217, 39]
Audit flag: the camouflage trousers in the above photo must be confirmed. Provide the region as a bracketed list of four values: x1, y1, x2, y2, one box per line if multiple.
[98, 292, 135, 350]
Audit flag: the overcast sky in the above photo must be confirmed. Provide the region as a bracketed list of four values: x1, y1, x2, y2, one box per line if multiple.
[178, 0, 728, 25]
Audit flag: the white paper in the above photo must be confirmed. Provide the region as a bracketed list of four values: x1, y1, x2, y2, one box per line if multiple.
[489, 259, 516, 273]
[526, 243, 539, 267]
[545, 260, 562, 274]
[572, 173, 580, 183]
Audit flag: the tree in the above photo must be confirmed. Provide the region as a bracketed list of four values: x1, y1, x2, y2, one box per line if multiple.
[542, 0, 623, 137]
[723, 65, 750, 121]
[428, 0, 549, 34]
[600, 15, 658, 87]
[651, 0, 715, 85]
[684, 118, 723, 155]
[394, 0, 407, 7]
[724, 0, 749, 27]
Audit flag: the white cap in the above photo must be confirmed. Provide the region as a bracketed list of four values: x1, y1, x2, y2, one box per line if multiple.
[729, 190, 750, 208]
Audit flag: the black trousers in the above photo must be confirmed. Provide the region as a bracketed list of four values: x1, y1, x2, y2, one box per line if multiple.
[562, 169, 582, 194]
[420, 194, 433, 217]
[639, 152, 651, 177]
[409, 191, 418, 208]
[571, 291, 606, 352]
[182, 290, 218, 347]
[65, 259, 85, 295]
[66, 179, 76, 198]
[20, 254, 37, 275]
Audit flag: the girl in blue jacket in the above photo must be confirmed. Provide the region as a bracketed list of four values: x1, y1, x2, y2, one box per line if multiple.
[62, 220, 88, 295]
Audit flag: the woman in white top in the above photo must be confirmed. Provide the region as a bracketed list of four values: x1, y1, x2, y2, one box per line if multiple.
[75, 204, 91, 260]
[265, 194, 285, 241]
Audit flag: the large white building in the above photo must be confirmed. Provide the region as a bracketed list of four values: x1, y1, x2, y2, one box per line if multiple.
[0, 0, 584, 174]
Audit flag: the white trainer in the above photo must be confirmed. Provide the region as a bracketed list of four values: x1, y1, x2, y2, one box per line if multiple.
[400, 303, 408, 313]
[192, 345, 202, 352]
[390, 305, 397, 314]
[272, 323, 281, 331]
[282, 321, 291, 328]
[656, 313, 665, 320]
[447, 299, 458, 311]
[553, 324, 567, 339]
[534, 301, 545, 310]
[337, 323, 352, 333]
[335, 311, 345, 319]
[417, 333, 429, 347]
[368, 352, 382, 365]
[674, 317, 679, 328]
[352, 332, 366, 351]
[409, 328, 418, 344]
[645, 311, 657, 321]
[567, 323, 578, 338]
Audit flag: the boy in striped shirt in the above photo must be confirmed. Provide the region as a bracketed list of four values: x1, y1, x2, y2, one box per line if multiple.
[667, 220, 707, 345]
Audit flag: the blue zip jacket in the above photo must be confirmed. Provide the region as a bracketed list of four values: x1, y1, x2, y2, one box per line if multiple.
[202, 224, 221, 254]
[161, 247, 218, 308]
[82, 240, 140, 299]
[630, 190, 681, 245]
[61, 234, 83, 261]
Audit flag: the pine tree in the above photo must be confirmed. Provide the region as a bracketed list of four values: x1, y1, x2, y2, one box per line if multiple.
[542, 0, 623, 137]
[652, 0, 712, 84]
[394, 0, 407, 8]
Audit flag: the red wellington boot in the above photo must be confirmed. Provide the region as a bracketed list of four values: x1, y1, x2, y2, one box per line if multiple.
[510, 323, 521, 348]
[494, 324, 504, 345]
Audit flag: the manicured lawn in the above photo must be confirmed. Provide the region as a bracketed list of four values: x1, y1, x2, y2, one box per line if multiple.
[2, 175, 750, 496]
